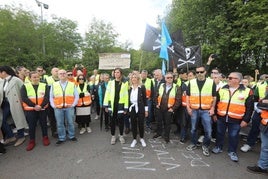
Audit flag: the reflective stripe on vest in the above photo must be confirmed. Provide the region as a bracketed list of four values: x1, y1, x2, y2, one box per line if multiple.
[189, 79, 214, 109]
[22, 83, 47, 111]
[103, 80, 129, 113]
[217, 88, 250, 120]
[157, 83, 177, 108]
[77, 84, 92, 106]
[143, 78, 152, 99]
[53, 82, 75, 108]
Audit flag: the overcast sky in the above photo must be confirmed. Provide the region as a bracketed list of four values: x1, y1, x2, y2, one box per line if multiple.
[1, 0, 172, 49]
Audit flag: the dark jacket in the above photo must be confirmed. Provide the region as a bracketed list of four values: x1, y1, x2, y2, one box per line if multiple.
[129, 85, 147, 114]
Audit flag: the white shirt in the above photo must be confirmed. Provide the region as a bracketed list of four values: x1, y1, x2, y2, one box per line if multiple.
[130, 86, 139, 113]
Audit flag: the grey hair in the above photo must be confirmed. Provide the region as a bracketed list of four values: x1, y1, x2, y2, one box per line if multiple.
[231, 72, 243, 82]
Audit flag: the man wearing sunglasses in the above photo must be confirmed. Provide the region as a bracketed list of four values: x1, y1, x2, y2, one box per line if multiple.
[154, 72, 182, 143]
[186, 65, 217, 156]
[212, 72, 254, 162]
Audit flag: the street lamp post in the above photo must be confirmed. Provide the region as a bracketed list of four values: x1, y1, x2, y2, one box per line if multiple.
[35, 0, 49, 55]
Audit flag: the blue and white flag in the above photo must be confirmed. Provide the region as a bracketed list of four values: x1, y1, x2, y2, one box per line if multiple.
[159, 22, 172, 61]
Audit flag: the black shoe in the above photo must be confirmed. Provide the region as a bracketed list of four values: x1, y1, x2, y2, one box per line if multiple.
[56, 140, 65, 145]
[180, 138, 186, 144]
[247, 165, 268, 175]
[125, 128, 130, 134]
[52, 132, 58, 138]
[70, 137, 78, 142]
[164, 138, 170, 143]
[0, 143, 6, 154]
[153, 134, 161, 139]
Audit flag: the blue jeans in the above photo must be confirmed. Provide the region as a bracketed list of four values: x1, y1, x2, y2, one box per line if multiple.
[246, 111, 261, 146]
[190, 109, 212, 147]
[216, 118, 240, 153]
[258, 131, 268, 170]
[54, 107, 75, 141]
[145, 99, 153, 128]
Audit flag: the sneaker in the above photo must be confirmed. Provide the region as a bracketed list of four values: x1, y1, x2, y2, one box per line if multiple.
[186, 144, 197, 151]
[70, 137, 78, 142]
[153, 134, 161, 139]
[56, 140, 65, 145]
[240, 144, 252, 152]
[247, 165, 268, 176]
[79, 128, 86, 135]
[228, 152, 238, 162]
[86, 127, 92, 133]
[130, 139, 137, 148]
[140, 138, 146, 147]
[14, 137, 25, 147]
[145, 127, 151, 134]
[180, 138, 186, 144]
[111, 136, 116, 145]
[94, 115, 99, 120]
[4, 136, 16, 145]
[212, 146, 223, 154]
[198, 135, 204, 143]
[202, 145, 210, 156]
[119, 135, 125, 144]
[211, 138, 216, 143]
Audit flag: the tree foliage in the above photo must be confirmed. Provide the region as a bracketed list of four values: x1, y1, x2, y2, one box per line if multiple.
[167, 0, 268, 75]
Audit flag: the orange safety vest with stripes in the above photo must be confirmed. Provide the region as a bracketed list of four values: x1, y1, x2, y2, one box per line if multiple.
[52, 81, 75, 108]
[143, 78, 152, 99]
[261, 110, 268, 126]
[217, 87, 251, 120]
[22, 82, 48, 111]
[157, 83, 177, 108]
[189, 79, 214, 110]
[77, 84, 92, 107]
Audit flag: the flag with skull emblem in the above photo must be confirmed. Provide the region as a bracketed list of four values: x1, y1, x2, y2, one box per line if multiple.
[169, 45, 202, 69]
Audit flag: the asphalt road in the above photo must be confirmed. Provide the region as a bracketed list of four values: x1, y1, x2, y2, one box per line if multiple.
[0, 115, 266, 179]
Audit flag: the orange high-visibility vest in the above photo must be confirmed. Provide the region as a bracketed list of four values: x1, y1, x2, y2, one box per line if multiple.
[217, 87, 251, 120]
[77, 84, 92, 106]
[52, 81, 75, 108]
[261, 110, 268, 126]
[157, 83, 177, 108]
[189, 79, 214, 109]
[22, 82, 48, 111]
[143, 78, 152, 99]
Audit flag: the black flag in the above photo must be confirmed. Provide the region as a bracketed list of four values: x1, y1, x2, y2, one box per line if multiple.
[169, 45, 202, 69]
[142, 24, 161, 52]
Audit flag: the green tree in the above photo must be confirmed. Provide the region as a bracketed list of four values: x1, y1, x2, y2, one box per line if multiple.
[83, 17, 119, 71]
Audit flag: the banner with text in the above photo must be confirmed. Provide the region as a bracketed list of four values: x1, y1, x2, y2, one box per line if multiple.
[98, 53, 131, 69]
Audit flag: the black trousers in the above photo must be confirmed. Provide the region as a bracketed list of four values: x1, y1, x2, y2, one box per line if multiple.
[156, 108, 173, 139]
[129, 107, 145, 139]
[25, 110, 48, 140]
[110, 112, 124, 136]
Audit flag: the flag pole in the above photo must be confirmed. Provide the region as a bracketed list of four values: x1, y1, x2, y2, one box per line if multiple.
[139, 50, 143, 72]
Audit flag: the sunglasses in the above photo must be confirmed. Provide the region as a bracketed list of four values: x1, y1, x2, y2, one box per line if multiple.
[67, 74, 73, 76]
[166, 77, 173, 79]
[196, 71, 205, 74]
[228, 77, 238, 80]
[78, 78, 84, 80]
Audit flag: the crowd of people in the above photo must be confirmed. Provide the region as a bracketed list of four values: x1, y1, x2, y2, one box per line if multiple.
[0, 55, 268, 176]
